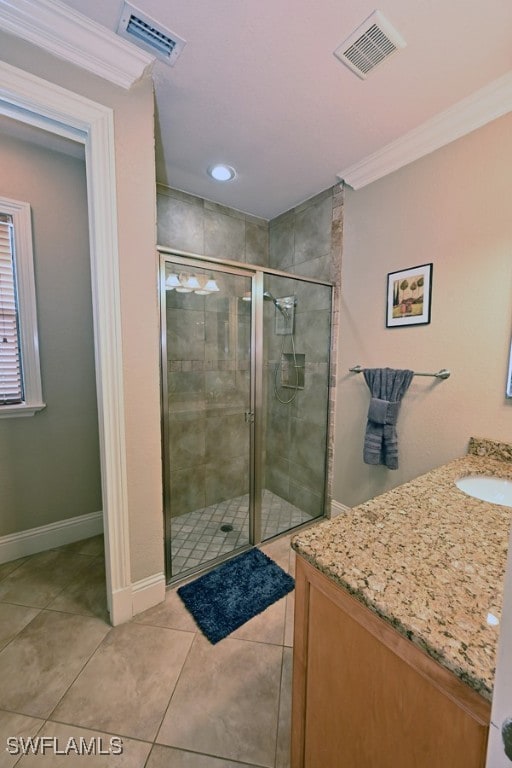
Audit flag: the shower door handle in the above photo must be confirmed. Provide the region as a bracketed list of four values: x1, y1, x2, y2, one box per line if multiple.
[244, 411, 254, 424]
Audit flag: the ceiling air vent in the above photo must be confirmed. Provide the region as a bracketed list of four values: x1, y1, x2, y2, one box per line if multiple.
[117, 2, 186, 66]
[334, 10, 406, 79]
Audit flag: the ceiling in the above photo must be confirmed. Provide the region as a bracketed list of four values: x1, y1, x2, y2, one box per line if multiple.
[38, 1, 512, 218]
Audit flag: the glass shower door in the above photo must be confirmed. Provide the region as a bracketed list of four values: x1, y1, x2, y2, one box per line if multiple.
[261, 272, 332, 540]
[162, 259, 253, 581]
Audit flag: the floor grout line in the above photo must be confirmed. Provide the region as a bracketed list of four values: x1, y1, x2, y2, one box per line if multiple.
[150, 628, 199, 748]
[0, 530, 296, 768]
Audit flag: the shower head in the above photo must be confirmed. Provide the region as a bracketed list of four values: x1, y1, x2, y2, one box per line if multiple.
[263, 290, 288, 318]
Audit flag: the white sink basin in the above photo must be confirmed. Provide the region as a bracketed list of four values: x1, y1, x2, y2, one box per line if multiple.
[456, 475, 512, 507]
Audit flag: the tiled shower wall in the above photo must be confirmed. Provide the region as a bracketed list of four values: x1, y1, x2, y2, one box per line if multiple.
[268, 186, 343, 516]
[166, 274, 251, 515]
[263, 274, 332, 517]
[157, 186, 269, 266]
[158, 186, 269, 517]
[269, 187, 334, 281]
[157, 183, 343, 519]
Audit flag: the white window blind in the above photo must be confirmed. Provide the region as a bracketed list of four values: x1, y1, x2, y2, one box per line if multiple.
[0, 197, 44, 417]
[0, 215, 23, 405]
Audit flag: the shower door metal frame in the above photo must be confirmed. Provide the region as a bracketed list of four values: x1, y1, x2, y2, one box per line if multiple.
[159, 248, 333, 584]
[159, 252, 258, 582]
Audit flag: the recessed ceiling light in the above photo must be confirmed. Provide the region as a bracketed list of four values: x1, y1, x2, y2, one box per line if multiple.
[207, 164, 236, 182]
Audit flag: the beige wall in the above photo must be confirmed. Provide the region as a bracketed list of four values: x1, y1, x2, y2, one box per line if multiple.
[0, 31, 162, 582]
[0, 131, 102, 536]
[334, 113, 512, 507]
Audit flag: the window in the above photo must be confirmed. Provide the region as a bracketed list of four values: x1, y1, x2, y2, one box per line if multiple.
[0, 197, 44, 417]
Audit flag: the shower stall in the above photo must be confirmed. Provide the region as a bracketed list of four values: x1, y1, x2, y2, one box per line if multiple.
[160, 250, 333, 583]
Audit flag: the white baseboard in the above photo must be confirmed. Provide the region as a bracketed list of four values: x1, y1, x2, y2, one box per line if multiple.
[109, 573, 166, 626]
[109, 586, 134, 627]
[0, 510, 103, 564]
[331, 500, 352, 517]
[0, 511, 166, 627]
[132, 572, 166, 617]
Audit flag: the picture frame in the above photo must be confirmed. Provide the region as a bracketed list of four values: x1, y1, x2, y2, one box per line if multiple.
[386, 263, 433, 328]
[506, 338, 512, 399]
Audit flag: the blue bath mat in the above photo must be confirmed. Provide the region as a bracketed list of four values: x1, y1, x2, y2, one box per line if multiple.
[177, 548, 295, 644]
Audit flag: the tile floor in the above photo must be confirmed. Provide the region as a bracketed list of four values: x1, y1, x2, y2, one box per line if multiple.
[0, 533, 296, 767]
[171, 489, 313, 576]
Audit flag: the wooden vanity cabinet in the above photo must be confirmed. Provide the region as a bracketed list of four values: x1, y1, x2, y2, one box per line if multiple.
[291, 555, 491, 768]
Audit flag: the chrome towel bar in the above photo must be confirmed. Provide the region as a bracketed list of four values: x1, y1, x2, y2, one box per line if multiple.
[349, 365, 450, 380]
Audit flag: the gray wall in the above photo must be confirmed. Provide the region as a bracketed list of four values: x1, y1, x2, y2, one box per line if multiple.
[0, 131, 102, 536]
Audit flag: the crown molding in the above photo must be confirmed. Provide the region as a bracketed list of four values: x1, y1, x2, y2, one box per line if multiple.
[338, 71, 512, 189]
[0, 0, 154, 89]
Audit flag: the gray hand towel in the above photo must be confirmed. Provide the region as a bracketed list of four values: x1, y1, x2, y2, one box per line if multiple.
[363, 368, 414, 469]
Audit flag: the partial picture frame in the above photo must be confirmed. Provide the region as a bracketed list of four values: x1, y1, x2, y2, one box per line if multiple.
[386, 263, 433, 328]
[506, 338, 512, 398]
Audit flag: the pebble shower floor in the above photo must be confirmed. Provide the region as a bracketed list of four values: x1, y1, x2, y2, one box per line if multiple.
[170, 489, 314, 576]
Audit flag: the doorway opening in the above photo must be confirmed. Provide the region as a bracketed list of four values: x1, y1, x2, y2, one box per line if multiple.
[0, 60, 131, 624]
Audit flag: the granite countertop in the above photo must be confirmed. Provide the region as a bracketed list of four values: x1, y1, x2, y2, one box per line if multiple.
[292, 437, 512, 701]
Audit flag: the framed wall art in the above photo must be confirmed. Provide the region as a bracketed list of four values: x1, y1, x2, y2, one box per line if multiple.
[386, 263, 433, 328]
[507, 338, 512, 398]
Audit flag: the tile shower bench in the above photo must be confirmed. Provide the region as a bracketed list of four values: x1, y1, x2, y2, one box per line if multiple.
[290, 437, 512, 768]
